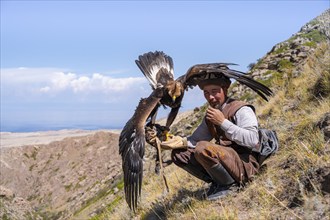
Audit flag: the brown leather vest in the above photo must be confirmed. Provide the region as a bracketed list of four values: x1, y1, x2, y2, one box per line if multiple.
[205, 98, 256, 153]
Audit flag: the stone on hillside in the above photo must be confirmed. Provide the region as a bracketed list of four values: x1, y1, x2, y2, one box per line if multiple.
[258, 63, 268, 69]
[317, 113, 330, 141]
[185, 124, 193, 129]
[0, 185, 14, 199]
[193, 107, 200, 112]
[268, 61, 278, 70]
[297, 52, 308, 58]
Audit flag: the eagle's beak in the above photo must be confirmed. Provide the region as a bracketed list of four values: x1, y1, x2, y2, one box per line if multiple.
[165, 131, 173, 141]
[172, 95, 177, 103]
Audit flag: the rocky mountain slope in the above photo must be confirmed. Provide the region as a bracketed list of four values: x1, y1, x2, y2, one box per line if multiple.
[1, 9, 329, 220]
[1, 131, 121, 219]
[231, 9, 329, 103]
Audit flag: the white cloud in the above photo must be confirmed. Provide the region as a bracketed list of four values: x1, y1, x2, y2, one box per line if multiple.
[50, 72, 77, 91]
[43, 72, 146, 94]
[71, 76, 90, 93]
[1, 67, 147, 95]
[1, 67, 68, 83]
[40, 86, 50, 93]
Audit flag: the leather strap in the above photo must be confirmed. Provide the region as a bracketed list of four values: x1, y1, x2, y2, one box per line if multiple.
[155, 138, 170, 193]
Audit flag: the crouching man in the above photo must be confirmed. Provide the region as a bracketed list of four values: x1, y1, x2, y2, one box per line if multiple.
[149, 75, 261, 200]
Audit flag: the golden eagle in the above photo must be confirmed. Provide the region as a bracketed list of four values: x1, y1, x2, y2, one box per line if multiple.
[119, 51, 272, 211]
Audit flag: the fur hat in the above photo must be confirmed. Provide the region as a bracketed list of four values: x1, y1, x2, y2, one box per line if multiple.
[197, 74, 231, 90]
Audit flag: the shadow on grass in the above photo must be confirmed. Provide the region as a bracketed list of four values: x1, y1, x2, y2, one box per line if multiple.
[142, 187, 206, 220]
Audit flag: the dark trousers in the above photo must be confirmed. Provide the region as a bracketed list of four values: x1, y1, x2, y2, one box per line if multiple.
[171, 141, 259, 184]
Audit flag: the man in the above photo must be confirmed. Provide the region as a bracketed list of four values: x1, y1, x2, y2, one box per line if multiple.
[154, 75, 260, 200]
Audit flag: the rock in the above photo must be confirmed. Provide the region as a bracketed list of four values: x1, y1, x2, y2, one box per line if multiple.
[193, 107, 200, 112]
[268, 61, 278, 70]
[258, 63, 268, 69]
[0, 185, 14, 199]
[297, 52, 308, 58]
[317, 113, 330, 141]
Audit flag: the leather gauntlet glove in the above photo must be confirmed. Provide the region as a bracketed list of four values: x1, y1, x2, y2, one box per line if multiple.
[160, 135, 188, 150]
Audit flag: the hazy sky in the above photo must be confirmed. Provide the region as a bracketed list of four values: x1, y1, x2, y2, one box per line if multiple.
[1, 1, 329, 132]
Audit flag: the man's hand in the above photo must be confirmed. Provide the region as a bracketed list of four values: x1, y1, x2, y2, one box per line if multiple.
[160, 134, 187, 150]
[206, 106, 226, 126]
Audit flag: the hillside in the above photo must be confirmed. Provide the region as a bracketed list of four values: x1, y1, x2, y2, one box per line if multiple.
[1, 9, 329, 220]
[91, 9, 330, 219]
[0, 131, 122, 220]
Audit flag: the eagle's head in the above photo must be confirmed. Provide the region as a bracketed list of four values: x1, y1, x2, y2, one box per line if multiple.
[166, 81, 184, 102]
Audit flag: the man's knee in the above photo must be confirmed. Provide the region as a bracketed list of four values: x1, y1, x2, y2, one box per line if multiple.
[195, 141, 227, 164]
[195, 141, 209, 152]
[195, 141, 211, 157]
[194, 141, 211, 160]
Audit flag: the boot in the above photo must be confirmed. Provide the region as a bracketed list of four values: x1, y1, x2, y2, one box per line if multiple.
[181, 165, 213, 183]
[206, 163, 235, 200]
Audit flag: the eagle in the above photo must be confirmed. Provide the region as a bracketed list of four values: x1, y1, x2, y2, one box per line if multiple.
[119, 51, 273, 211]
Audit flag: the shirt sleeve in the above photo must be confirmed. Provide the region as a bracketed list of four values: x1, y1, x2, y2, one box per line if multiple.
[186, 118, 213, 148]
[220, 106, 259, 148]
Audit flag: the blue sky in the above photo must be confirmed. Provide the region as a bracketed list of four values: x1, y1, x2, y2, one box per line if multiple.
[1, 1, 329, 132]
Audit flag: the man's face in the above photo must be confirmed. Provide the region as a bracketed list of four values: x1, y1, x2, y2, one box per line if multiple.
[203, 84, 227, 108]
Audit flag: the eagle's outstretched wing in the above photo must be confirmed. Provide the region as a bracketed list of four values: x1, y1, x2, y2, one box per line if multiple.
[135, 51, 174, 89]
[119, 51, 182, 211]
[179, 63, 273, 101]
[119, 89, 163, 212]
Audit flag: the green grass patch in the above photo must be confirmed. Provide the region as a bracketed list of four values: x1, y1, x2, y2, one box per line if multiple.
[73, 177, 124, 218]
[64, 183, 73, 192]
[301, 29, 327, 43]
[30, 149, 38, 160]
[116, 179, 124, 190]
[273, 44, 290, 55]
[78, 175, 87, 182]
[256, 71, 283, 88]
[90, 195, 123, 220]
[303, 41, 317, 48]
[278, 59, 293, 70]
[239, 92, 255, 102]
[29, 164, 36, 172]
